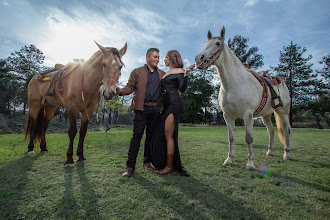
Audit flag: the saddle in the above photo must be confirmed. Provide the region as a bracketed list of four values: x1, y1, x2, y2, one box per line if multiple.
[248, 69, 283, 109]
[36, 61, 82, 105]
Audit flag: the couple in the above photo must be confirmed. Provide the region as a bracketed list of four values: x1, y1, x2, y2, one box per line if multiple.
[116, 48, 194, 178]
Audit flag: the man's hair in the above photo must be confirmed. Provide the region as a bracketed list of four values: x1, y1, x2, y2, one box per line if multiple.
[146, 48, 160, 56]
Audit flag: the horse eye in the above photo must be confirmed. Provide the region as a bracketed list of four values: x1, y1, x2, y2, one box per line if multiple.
[216, 42, 221, 46]
[102, 63, 106, 67]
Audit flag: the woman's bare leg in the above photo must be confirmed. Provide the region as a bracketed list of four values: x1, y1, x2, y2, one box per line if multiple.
[164, 114, 175, 155]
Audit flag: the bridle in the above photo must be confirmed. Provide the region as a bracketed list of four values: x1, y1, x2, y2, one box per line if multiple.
[199, 40, 224, 70]
[82, 49, 123, 125]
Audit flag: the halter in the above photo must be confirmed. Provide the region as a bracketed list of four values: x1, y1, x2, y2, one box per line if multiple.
[81, 49, 121, 125]
[201, 43, 224, 70]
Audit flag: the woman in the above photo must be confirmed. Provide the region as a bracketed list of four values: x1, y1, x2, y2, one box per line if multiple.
[150, 50, 195, 176]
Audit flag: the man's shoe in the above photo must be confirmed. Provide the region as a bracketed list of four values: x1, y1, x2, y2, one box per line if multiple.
[122, 168, 134, 177]
[143, 163, 154, 171]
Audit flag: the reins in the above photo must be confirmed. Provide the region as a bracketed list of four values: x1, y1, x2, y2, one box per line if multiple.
[81, 63, 101, 125]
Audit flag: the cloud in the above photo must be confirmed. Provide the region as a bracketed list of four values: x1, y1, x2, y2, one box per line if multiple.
[183, 59, 191, 68]
[245, 0, 259, 6]
[39, 4, 169, 70]
[308, 47, 328, 71]
[245, 0, 280, 7]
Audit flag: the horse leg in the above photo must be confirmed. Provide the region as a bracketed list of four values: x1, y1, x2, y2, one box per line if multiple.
[27, 118, 37, 155]
[77, 112, 91, 163]
[65, 111, 77, 168]
[26, 105, 43, 155]
[262, 114, 275, 156]
[274, 111, 291, 160]
[243, 113, 257, 170]
[223, 113, 235, 165]
[40, 106, 56, 152]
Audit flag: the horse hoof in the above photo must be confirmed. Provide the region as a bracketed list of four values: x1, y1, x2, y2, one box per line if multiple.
[283, 155, 292, 160]
[246, 164, 257, 171]
[223, 160, 232, 166]
[41, 150, 48, 153]
[26, 151, 35, 156]
[64, 163, 75, 168]
[266, 151, 274, 157]
[77, 159, 87, 163]
[246, 165, 257, 171]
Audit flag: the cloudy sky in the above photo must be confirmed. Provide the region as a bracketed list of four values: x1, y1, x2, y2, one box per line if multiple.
[0, 0, 329, 83]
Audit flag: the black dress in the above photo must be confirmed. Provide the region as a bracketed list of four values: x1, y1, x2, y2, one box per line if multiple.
[150, 73, 188, 173]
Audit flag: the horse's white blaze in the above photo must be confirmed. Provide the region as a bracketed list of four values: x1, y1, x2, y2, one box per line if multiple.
[195, 26, 291, 169]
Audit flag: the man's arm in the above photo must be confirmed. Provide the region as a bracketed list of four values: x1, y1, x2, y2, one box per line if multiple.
[116, 69, 137, 96]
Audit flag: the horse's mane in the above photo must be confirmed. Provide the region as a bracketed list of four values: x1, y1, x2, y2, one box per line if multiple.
[87, 47, 123, 66]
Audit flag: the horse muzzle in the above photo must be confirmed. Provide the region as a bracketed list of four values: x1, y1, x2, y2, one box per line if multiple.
[195, 54, 206, 69]
[103, 89, 115, 100]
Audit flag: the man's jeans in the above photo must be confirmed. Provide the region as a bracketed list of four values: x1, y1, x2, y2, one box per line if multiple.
[126, 106, 160, 169]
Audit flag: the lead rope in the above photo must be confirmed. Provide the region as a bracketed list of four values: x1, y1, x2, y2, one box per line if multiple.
[81, 64, 99, 125]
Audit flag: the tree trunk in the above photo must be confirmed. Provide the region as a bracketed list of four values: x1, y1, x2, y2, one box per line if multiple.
[312, 112, 323, 129]
[289, 70, 293, 126]
[204, 106, 207, 124]
[7, 101, 11, 119]
[23, 102, 26, 115]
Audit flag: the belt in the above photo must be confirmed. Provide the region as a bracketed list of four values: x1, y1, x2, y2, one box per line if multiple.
[144, 102, 161, 106]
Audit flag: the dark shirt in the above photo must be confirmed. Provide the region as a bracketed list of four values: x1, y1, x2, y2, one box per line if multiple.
[144, 64, 161, 103]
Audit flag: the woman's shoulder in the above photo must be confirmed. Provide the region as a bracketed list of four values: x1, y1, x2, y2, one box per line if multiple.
[166, 68, 184, 74]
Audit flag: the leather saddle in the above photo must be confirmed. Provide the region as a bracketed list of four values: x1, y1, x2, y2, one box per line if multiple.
[36, 61, 81, 105]
[244, 65, 284, 109]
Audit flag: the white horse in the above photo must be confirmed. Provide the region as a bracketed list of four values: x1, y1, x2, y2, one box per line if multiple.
[195, 26, 291, 170]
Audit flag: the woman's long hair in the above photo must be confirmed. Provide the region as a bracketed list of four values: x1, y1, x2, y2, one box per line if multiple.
[167, 50, 183, 68]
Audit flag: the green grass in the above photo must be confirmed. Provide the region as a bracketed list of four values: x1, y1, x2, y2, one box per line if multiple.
[0, 126, 329, 219]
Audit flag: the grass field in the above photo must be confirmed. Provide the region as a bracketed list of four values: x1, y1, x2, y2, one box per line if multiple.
[0, 125, 329, 219]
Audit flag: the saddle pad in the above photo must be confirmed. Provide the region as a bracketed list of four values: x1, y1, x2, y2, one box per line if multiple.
[39, 63, 79, 81]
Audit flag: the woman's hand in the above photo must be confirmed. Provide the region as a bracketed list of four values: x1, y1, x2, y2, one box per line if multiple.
[184, 64, 195, 76]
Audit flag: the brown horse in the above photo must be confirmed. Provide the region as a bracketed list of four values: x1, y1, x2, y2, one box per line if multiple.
[25, 42, 127, 167]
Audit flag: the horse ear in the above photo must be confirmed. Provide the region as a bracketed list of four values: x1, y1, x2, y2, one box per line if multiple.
[119, 42, 127, 58]
[95, 41, 107, 54]
[207, 30, 213, 40]
[220, 26, 225, 40]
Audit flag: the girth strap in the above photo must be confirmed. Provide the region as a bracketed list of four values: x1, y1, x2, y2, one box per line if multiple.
[250, 71, 283, 117]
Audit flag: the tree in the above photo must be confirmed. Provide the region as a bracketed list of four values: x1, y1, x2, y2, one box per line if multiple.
[306, 55, 330, 128]
[181, 69, 215, 124]
[0, 60, 19, 117]
[271, 41, 315, 125]
[5, 45, 46, 115]
[227, 35, 264, 70]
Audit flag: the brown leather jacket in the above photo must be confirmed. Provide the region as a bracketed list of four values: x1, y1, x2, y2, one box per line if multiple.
[117, 65, 165, 111]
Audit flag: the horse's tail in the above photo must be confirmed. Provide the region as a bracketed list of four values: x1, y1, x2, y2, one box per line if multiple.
[24, 106, 45, 143]
[274, 111, 287, 145]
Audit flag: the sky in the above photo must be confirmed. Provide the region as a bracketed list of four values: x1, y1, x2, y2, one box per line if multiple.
[0, 0, 329, 83]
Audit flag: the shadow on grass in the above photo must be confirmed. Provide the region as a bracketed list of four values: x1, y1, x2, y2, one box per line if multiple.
[272, 173, 330, 193]
[57, 168, 80, 219]
[135, 174, 264, 219]
[57, 164, 104, 220]
[77, 164, 103, 220]
[0, 153, 41, 219]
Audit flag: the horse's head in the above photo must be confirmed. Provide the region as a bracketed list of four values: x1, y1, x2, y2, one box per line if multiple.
[195, 26, 225, 69]
[95, 42, 127, 100]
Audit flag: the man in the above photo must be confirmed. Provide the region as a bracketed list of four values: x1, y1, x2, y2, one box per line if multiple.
[116, 48, 165, 177]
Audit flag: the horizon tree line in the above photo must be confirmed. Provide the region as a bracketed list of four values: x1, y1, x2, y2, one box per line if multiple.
[0, 36, 329, 128]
